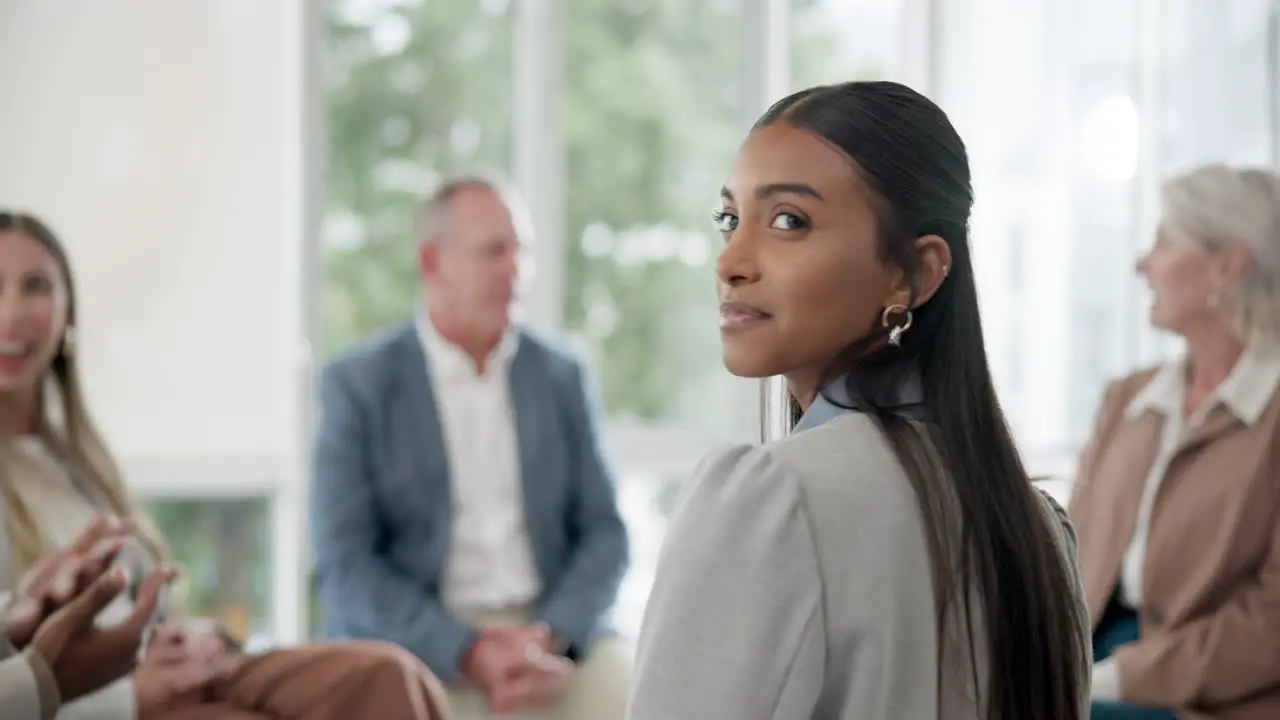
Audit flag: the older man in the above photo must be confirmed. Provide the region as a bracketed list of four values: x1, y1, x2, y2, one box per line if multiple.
[311, 174, 631, 720]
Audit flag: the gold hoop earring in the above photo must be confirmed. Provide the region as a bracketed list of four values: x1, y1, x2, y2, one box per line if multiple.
[61, 327, 77, 358]
[881, 304, 913, 347]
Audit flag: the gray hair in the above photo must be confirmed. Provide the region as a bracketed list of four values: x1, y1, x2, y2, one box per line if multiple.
[1161, 163, 1280, 349]
[414, 171, 532, 245]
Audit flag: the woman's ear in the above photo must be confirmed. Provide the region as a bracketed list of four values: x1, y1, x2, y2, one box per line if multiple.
[879, 235, 953, 311]
[911, 234, 952, 306]
[1213, 243, 1253, 290]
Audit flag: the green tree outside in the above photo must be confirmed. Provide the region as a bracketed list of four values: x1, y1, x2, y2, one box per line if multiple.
[323, 0, 869, 425]
[141, 0, 883, 642]
[307, 0, 876, 634]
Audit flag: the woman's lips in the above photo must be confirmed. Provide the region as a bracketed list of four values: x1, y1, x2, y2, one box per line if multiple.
[719, 301, 771, 329]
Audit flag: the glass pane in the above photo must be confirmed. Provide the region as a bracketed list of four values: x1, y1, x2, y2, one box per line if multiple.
[940, 0, 1277, 481]
[936, 0, 1144, 477]
[324, 0, 514, 352]
[1133, 0, 1276, 367]
[1156, 0, 1275, 169]
[791, 0, 904, 87]
[614, 471, 685, 638]
[561, 1, 744, 435]
[145, 497, 273, 645]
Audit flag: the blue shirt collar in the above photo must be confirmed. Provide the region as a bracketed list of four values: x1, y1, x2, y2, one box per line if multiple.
[794, 365, 927, 432]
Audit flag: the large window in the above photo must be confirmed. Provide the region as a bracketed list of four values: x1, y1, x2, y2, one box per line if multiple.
[324, 0, 514, 351]
[558, 0, 848, 636]
[320, 0, 520, 635]
[1154, 0, 1276, 172]
[12, 0, 1274, 647]
[937, 0, 1278, 481]
[319, 0, 911, 637]
[791, 0, 905, 87]
[317, 0, 1277, 638]
[937, 0, 1156, 476]
[561, 2, 743, 434]
[564, 0, 913, 635]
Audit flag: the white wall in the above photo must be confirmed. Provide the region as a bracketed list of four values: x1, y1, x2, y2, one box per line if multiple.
[0, 0, 309, 492]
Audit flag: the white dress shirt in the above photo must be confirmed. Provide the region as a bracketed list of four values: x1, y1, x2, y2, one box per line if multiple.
[417, 317, 542, 614]
[1092, 348, 1280, 701]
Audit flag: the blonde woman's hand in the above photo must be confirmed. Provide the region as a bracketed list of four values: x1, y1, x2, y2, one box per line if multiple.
[133, 622, 225, 720]
[5, 515, 138, 649]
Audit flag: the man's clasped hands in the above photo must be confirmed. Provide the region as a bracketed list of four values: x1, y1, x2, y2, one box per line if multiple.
[461, 622, 575, 714]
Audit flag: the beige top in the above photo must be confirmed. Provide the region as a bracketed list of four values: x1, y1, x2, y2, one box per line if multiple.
[0, 437, 148, 720]
[628, 413, 1090, 720]
[9, 438, 137, 627]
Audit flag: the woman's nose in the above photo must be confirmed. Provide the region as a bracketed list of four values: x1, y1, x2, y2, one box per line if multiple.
[0, 289, 36, 336]
[715, 234, 761, 288]
[0, 289, 21, 328]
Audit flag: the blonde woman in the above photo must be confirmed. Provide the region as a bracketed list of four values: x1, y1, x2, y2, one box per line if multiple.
[0, 211, 453, 720]
[1069, 165, 1280, 719]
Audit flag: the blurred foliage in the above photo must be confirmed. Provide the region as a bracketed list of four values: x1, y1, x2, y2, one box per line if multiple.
[146, 498, 271, 638]
[323, 0, 870, 424]
[303, 0, 877, 636]
[128, 0, 881, 645]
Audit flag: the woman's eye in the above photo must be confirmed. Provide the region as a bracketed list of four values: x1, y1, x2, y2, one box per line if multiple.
[712, 210, 738, 232]
[770, 212, 807, 231]
[21, 275, 51, 295]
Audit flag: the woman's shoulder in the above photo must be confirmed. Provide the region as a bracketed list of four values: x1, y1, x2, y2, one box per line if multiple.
[1030, 486, 1079, 556]
[682, 443, 803, 520]
[772, 413, 925, 505]
[676, 421, 936, 600]
[1100, 364, 1168, 414]
[688, 414, 929, 535]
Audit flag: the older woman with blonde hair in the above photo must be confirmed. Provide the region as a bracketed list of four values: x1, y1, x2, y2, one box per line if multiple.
[1069, 164, 1280, 720]
[0, 210, 452, 720]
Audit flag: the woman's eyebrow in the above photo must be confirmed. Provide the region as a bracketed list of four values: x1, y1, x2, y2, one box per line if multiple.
[721, 183, 825, 203]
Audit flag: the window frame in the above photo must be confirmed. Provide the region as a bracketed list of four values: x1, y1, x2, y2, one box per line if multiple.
[507, 0, 797, 493]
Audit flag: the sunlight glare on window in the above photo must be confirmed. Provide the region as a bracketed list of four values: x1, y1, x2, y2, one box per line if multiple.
[1082, 95, 1139, 182]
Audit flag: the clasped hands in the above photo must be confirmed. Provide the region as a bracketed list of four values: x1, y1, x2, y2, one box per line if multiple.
[2, 515, 229, 719]
[461, 623, 574, 715]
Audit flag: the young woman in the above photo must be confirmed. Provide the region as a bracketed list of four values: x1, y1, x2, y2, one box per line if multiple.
[627, 81, 1091, 719]
[0, 211, 452, 720]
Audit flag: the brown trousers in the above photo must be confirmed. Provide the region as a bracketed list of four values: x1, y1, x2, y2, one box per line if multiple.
[168, 641, 453, 720]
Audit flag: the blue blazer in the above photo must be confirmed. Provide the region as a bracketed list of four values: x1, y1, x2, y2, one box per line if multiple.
[309, 322, 629, 681]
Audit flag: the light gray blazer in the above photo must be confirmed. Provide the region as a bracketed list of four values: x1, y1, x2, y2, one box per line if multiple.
[627, 388, 1090, 719]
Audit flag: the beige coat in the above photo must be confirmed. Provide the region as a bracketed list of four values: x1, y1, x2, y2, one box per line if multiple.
[1069, 367, 1280, 719]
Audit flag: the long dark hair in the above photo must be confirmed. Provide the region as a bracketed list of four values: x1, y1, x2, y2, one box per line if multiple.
[759, 83, 1086, 719]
